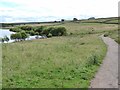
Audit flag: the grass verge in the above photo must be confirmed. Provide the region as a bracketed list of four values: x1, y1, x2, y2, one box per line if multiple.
[2, 34, 107, 88]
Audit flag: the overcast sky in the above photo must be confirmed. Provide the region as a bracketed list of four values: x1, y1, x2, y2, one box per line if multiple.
[0, 0, 119, 23]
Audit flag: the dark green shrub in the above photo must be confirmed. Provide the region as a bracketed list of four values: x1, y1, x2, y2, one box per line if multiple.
[11, 34, 17, 41]
[35, 26, 46, 35]
[16, 33, 22, 40]
[35, 32, 39, 35]
[70, 32, 73, 35]
[47, 33, 52, 38]
[11, 31, 28, 41]
[86, 54, 99, 67]
[50, 27, 67, 36]
[20, 31, 28, 40]
[11, 33, 21, 41]
[104, 33, 109, 37]
[80, 42, 85, 45]
[29, 30, 35, 36]
[20, 26, 33, 31]
[41, 28, 51, 36]
[10, 28, 22, 32]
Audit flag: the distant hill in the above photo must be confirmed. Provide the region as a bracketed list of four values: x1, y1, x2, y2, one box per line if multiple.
[80, 17, 118, 24]
[0, 17, 119, 28]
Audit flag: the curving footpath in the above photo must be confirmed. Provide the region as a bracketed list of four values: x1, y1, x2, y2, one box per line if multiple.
[90, 35, 119, 88]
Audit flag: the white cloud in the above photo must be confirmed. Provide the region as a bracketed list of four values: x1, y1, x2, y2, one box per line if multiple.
[0, 0, 119, 22]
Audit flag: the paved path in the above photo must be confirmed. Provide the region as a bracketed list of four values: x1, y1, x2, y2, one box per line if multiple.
[90, 36, 119, 88]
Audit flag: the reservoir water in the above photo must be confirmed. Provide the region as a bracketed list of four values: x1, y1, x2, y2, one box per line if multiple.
[0, 29, 43, 43]
[0, 29, 15, 43]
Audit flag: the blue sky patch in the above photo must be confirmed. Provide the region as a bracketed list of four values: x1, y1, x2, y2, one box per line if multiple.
[0, 1, 19, 8]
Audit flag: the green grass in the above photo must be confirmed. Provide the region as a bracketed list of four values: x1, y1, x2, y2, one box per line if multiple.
[80, 17, 118, 24]
[104, 30, 119, 44]
[55, 22, 117, 35]
[2, 35, 107, 88]
[2, 21, 118, 88]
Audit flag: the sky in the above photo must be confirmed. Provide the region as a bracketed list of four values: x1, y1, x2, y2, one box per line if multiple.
[0, 0, 119, 23]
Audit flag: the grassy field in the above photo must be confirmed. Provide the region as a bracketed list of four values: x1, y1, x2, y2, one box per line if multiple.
[2, 19, 118, 88]
[80, 17, 118, 24]
[1, 22, 62, 29]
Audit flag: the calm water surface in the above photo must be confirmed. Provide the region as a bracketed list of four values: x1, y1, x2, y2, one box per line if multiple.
[0, 29, 15, 43]
[0, 29, 42, 43]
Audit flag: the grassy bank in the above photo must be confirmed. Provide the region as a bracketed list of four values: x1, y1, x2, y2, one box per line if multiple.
[2, 22, 117, 88]
[2, 34, 107, 88]
[103, 30, 119, 44]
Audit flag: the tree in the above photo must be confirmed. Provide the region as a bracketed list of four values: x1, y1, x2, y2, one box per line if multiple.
[73, 18, 78, 21]
[4, 36, 9, 42]
[61, 19, 65, 22]
[88, 17, 95, 20]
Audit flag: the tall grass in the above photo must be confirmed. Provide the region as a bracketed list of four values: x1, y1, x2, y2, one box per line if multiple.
[2, 19, 118, 88]
[2, 34, 107, 88]
[3, 22, 118, 88]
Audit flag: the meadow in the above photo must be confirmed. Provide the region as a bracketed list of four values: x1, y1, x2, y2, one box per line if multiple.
[2, 18, 118, 88]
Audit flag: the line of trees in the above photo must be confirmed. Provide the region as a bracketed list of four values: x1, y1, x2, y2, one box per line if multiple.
[9, 25, 67, 41]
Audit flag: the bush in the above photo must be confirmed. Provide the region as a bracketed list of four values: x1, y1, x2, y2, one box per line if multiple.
[104, 33, 109, 37]
[41, 28, 51, 36]
[11, 31, 28, 41]
[10, 26, 67, 41]
[86, 54, 100, 67]
[10, 28, 22, 32]
[35, 26, 46, 35]
[35, 32, 39, 35]
[29, 30, 35, 36]
[50, 27, 67, 36]
[47, 33, 52, 38]
[70, 32, 73, 35]
[20, 31, 28, 40]
[11, 34, 17, 41]
[11, 33, 21, 41]
[20, 26, 33, 31]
